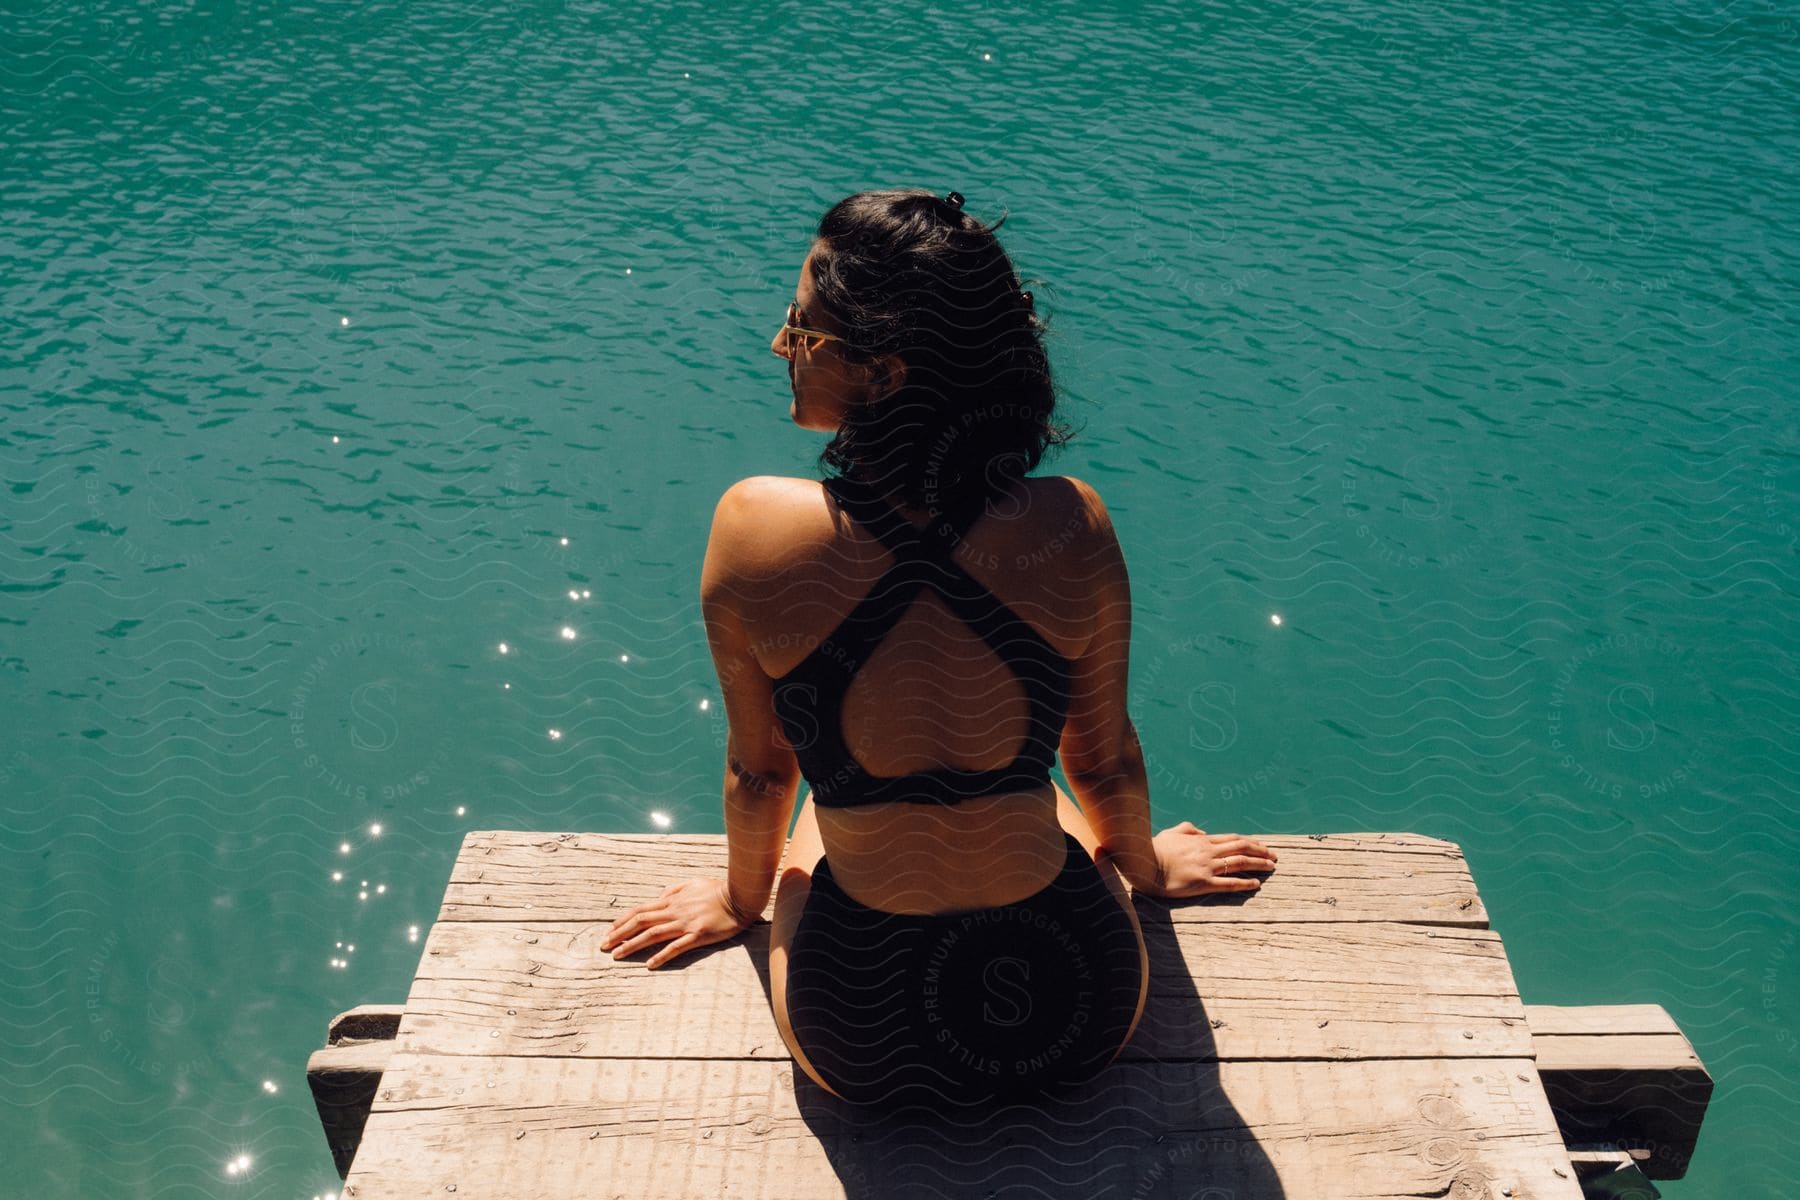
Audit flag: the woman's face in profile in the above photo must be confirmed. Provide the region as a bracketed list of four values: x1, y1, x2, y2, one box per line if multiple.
[771, 245, 864, 433]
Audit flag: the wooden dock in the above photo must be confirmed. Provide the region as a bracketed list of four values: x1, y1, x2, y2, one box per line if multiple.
[309, 832, 1709, 1199]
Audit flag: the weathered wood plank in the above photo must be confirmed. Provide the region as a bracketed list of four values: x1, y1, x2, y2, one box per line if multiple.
[1524, 1004, 1681, 1039]
[393, 917, 1527, 1062]
[342, 1054, 1580, 1200]
[1531, 1033, 1703, 1073]
[440, 831, 1487, 926]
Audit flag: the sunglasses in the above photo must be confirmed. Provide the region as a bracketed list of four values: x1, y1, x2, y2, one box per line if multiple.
[781, 301, 842, 354]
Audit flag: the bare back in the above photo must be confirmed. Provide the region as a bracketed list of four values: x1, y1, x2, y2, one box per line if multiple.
[738, 474, 1103, 913]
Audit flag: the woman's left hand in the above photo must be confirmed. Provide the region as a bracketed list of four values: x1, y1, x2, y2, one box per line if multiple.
[599, 878, 757, 969]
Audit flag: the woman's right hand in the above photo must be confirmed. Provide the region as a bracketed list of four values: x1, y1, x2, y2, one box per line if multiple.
[1146, 821, 1278, 899]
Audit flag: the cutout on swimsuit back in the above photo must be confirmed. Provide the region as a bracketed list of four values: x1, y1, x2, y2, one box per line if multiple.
[770, 475, 1073, 808]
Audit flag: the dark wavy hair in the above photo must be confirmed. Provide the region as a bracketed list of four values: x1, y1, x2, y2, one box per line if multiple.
[807, 189, 1075, 517]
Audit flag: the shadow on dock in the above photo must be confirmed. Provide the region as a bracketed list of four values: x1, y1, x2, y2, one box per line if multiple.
[743, 902, 1285, 1200]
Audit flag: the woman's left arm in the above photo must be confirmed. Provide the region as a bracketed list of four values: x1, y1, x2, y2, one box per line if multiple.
[601, 480, 801, 968]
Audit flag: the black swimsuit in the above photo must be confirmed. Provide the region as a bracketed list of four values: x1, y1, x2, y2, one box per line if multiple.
[777, 475, 1144, 1107]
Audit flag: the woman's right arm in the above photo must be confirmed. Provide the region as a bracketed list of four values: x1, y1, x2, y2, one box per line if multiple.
[1057, 480, 1278, 898]
[1057, 479, 1163, 892]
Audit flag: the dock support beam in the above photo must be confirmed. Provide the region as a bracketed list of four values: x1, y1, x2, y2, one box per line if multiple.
[1527, 1004, 1712, 1182]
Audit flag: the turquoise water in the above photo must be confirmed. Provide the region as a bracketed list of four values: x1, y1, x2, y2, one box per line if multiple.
[3, 1, 1794, 1195]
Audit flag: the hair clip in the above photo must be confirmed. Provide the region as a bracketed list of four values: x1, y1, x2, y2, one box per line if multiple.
[943, 191, 965, 210]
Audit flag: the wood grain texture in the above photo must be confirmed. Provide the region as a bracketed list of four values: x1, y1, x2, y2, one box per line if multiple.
[395, 917, 1528, 1062]
[440, 831, 1488, 927]
[344, 1055, 1581, 1200]
[1523, 1004, 1682, 1039]
[1530, 1033, 1704, 1072]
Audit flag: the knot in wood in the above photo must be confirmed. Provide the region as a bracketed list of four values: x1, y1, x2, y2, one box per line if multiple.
[1416, 1095, 1459, 1126]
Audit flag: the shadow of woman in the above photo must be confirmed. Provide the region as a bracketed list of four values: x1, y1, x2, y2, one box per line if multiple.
[740, 896, 1285, 1199]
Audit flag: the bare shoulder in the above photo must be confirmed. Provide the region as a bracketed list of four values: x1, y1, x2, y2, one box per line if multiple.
[709, 475, 831, 575]
[1019, 475, 1120, 558]
[715, 474, 811, 514]
[1045, 474, 1115, 532]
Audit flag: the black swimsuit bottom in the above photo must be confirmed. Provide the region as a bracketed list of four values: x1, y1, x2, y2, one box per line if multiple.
[785, 832, 1144, 1109]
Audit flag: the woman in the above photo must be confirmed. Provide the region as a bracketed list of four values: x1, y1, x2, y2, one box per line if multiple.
[599, 189, 1277, 1107]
